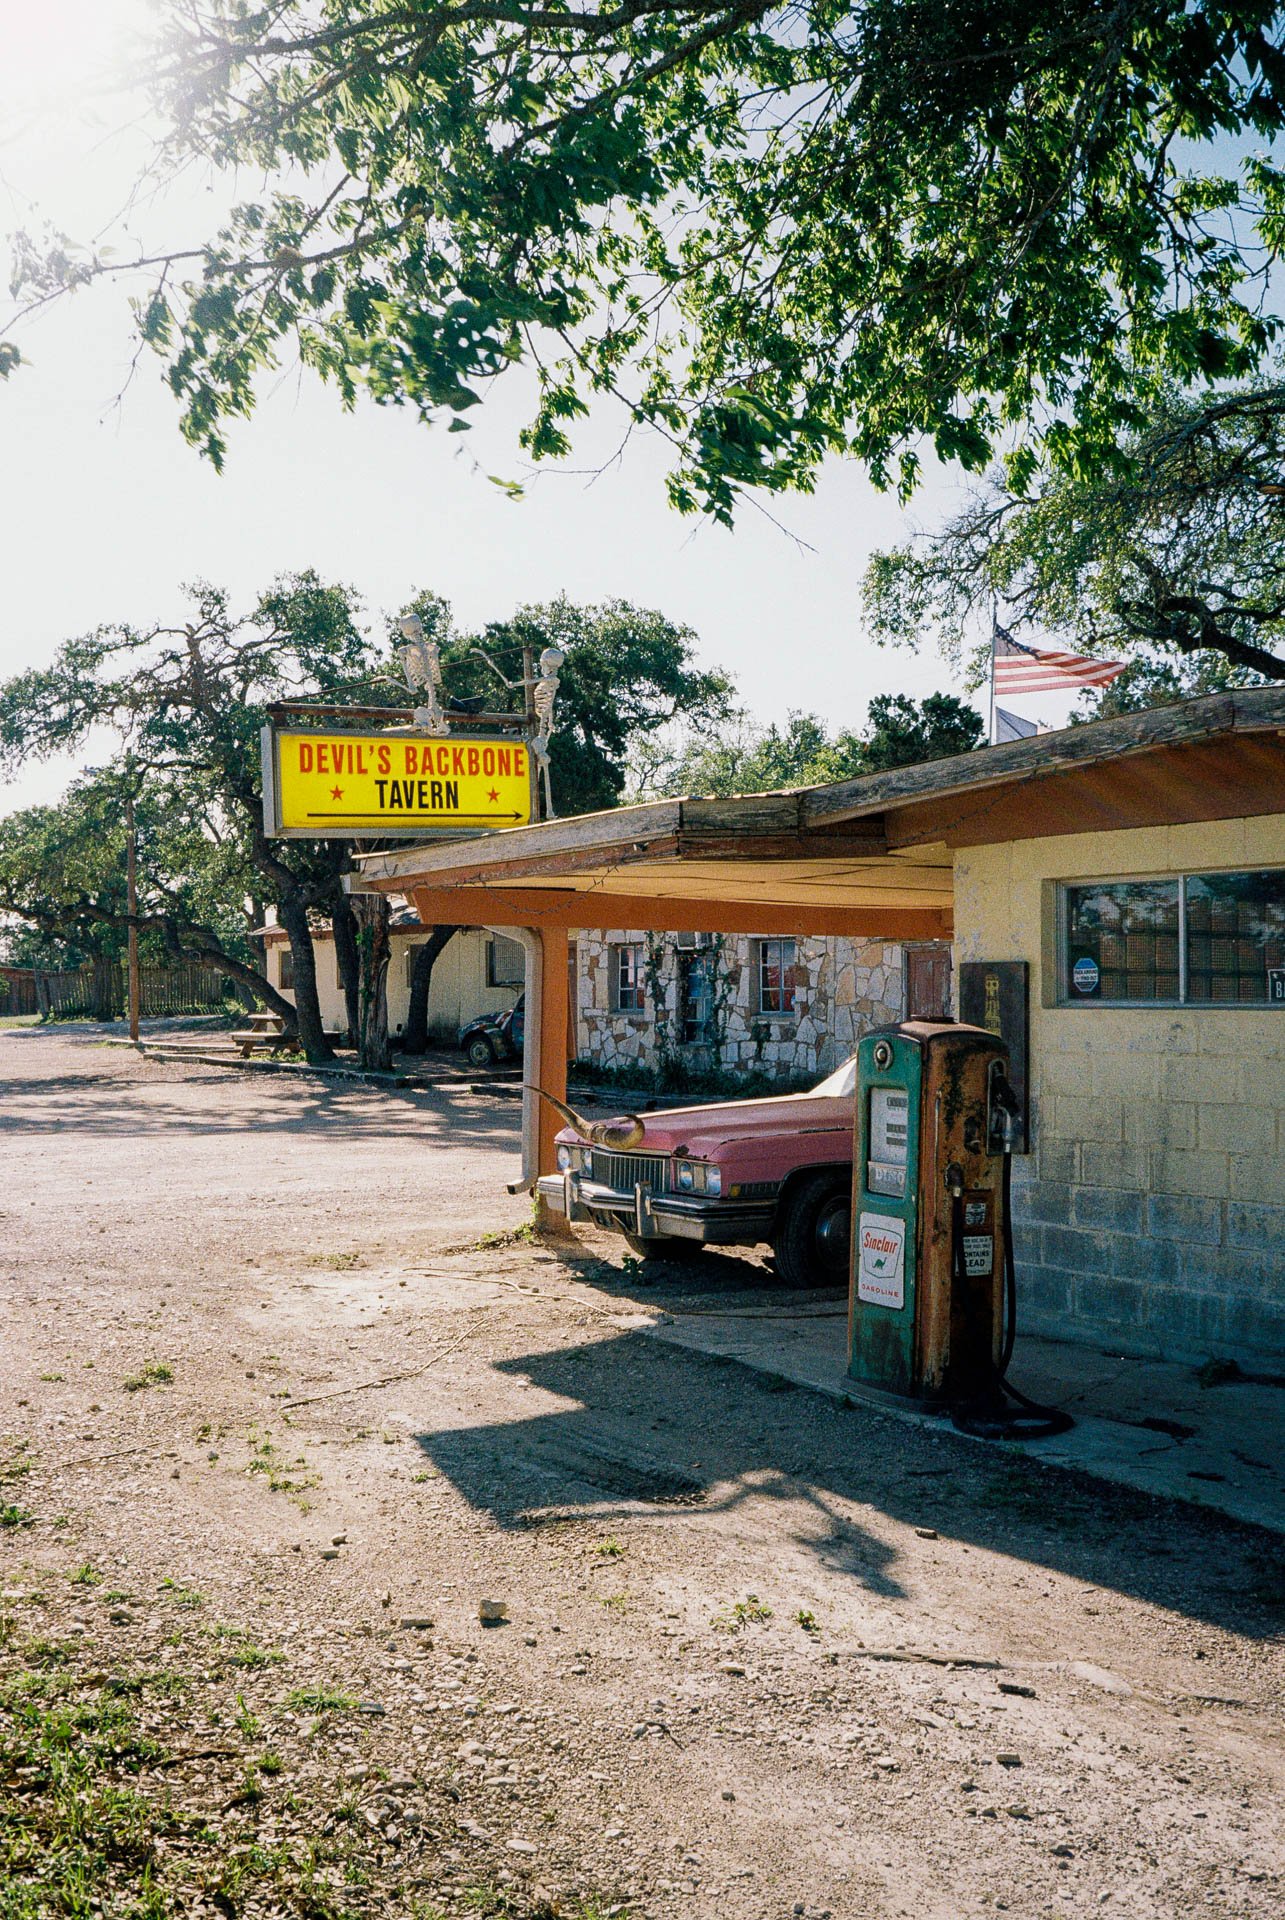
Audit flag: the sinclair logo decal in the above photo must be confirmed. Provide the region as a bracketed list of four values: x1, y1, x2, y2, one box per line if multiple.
[265, 728, 532, 836]
[857, 1211, 906, 1309]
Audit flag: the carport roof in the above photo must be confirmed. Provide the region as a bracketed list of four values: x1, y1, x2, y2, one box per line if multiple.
[351, 685, 1285, 935]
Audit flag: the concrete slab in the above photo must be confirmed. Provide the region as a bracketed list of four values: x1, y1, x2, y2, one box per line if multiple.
[644, 1303, 1285, 1535]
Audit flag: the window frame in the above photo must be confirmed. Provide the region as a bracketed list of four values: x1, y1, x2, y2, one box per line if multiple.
[610, 942, 646, 1015]
[278, 944, 295, 992]
[486, 934, 525, 990]
[1055, 865, 1285, 1008]
[755, 936, 798, 1019]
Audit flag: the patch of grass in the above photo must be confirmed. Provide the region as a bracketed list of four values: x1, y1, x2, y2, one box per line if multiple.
[159, 1579, 204, 1608]
[256, 1750, 285, 1777]
[594, 1536, 625, 1558]
[304, 1250, 365, 1270]
[234, 1694, 261, 1739]
[0, 1440, 33, 1486]
[712, 1594, 774, 1634]
[473, 1222, 536, 1251]
[285, 1685, 359, 1715]
[244, 1427, 320, 1503]
[795, 1608, 820, 1633]
[70, 1562, 104, 1587]
[600, 1592, 628, 1615]
[26, 1638, 75, 1667]
[38, 1372, 65, 1383]
[227, 1642, 285, 1672]
[0, 1660, 398, 1920]
[122, 1360, 174, 1392]
[1, 1504, 34, 1530]
[410, 1469, 434, 1483]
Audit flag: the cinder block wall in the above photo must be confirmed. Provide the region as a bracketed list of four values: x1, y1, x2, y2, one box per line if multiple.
[954, 816, 1285, 1367]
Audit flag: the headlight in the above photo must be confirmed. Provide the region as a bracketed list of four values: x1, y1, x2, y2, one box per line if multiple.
[705, 1165, 722, 1197]
[556, 1144, 572, 1172]
[676, 1161, 695, 1192]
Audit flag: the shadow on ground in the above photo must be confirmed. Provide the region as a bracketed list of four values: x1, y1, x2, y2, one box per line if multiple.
[416, 1316, 1285, 1639]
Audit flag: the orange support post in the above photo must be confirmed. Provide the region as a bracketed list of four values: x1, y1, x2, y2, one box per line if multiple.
[535, 922, 570, 1180]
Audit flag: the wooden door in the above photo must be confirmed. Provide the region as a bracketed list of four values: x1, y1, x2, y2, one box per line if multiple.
[905, 943, 953, 1021]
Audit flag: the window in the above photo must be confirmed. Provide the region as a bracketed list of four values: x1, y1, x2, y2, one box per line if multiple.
[681, 949, 715, 1044]
[1061, 869, 1285, 1005]
[486, 935, 525, 989]
[611, 943, 645, 1013]
[278, 945, 295, 992]
[756, 938, 797, 1016]
[405, 944, 422, 989]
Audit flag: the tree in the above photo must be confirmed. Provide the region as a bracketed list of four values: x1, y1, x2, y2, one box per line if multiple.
[0, 764, 278, 1019]
[653, 695, 981, 795]
[402, 925, 461, 1055]
[0, 576, 387, 1062]
[861, 693, 986, 771]
[863, 380, 1285, 690]
[11, 4, 1285, 521]
[396, 593, 734, 817]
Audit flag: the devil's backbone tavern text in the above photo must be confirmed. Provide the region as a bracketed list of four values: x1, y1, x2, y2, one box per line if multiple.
[263, 728, 533, 837]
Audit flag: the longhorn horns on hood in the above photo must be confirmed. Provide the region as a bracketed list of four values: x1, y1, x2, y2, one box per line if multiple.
[524, 1085, 646, 1151]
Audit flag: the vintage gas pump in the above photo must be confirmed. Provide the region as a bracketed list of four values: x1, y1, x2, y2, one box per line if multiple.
[849, 1021, 1019, 1405]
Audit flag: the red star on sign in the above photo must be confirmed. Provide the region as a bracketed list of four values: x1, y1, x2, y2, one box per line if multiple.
[487, 786, 499, 802]
[330, 786, 344, 800]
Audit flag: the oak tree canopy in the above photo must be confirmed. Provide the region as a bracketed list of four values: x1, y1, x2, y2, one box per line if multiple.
[11, 1, 1285, 521]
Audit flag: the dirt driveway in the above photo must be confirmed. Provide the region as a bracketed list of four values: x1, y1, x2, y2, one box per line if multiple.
[2, 1030, 1282, 1920]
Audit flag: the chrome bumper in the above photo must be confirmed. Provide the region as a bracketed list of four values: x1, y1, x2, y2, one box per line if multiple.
[536, 1171, 775, 1245]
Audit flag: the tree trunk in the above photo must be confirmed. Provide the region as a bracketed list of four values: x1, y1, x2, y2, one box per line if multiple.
[331, 892, 361, 1046]
[91, 954, 121, 1021]
[401, 926, 460, 1053]
[352, 890, 393, 1074]
[277, 891, 333, 1064]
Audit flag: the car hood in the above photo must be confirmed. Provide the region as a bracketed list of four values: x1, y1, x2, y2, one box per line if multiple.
[557, 1089, 851, 1157]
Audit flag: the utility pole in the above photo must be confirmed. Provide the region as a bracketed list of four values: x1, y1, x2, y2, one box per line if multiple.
[521, 644, 540, 818]
[125, 790, 140, 1044]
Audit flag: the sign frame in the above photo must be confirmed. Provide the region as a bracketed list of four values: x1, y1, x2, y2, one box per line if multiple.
[261, 724, 536, 840]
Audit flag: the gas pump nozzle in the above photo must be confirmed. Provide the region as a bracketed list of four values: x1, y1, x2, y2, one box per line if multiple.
[987, 1062, 1019, 1157]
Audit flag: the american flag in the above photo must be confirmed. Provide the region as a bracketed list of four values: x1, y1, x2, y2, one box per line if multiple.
[993, 623, 1125, 694]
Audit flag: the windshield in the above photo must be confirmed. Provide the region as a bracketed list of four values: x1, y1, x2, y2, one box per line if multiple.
[809, 1054, 857, 1098]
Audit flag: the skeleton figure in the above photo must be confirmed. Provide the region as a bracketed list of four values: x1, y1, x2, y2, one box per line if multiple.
[397, 613, 449, 736]
[531, 644, 565, 818]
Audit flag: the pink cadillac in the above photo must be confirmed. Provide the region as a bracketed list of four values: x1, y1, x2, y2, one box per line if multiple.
[536, 1056, 857, 1288]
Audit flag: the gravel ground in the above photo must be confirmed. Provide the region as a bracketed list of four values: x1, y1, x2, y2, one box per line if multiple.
[1, 1029, 1283, 1920]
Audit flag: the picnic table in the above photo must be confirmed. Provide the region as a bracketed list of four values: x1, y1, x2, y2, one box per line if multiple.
[231, 1010, 295, 1059]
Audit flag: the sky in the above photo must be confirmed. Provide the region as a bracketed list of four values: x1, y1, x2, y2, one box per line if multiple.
[0, 1, 1061, 822]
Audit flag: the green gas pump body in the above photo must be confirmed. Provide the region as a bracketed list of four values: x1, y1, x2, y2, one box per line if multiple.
[849, 1020, 1010, 1402]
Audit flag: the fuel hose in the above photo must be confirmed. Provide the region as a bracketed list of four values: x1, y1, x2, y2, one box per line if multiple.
[949, 1155, 1074, 1441]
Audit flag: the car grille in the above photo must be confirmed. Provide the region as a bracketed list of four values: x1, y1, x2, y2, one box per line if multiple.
[589, 1149, 670, 1194]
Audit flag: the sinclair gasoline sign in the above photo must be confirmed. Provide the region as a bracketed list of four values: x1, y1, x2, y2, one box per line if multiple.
[262, 727, 533, 837]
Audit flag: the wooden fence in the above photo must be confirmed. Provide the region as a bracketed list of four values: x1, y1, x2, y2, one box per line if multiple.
[1, 961, 231, 1019]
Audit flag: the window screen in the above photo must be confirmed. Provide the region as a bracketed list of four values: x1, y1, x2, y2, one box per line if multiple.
[1185, 870, 1285, 1003]
[757, 938, 797, 1015]
[486, 935, 525, 988]
[1063, 869, 1285, 1005]
[612, 944, 645, 1012]
[1065, 880, 1179, 1002]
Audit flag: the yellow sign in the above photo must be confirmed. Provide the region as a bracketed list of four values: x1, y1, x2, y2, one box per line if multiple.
[264, 728, 533, 837]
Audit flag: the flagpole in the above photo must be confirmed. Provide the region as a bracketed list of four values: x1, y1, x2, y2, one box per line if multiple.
[988, 617, 998, 745]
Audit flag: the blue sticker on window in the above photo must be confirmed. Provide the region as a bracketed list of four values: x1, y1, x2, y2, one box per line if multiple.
[1071, 955, 1100, 995]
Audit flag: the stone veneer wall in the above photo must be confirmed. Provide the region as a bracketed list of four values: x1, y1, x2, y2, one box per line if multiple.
[575, 931, 905, 1085]
[954, 814, 1285, 1367]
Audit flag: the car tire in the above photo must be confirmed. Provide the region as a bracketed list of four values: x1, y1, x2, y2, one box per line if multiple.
[620, 1232, 704, 1263]
[466, 1035, 497, 1069]
[772, 1173, 851, 1288]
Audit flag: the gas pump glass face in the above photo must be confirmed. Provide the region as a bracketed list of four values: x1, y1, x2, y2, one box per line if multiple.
[868, 1086, 909, 1196]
